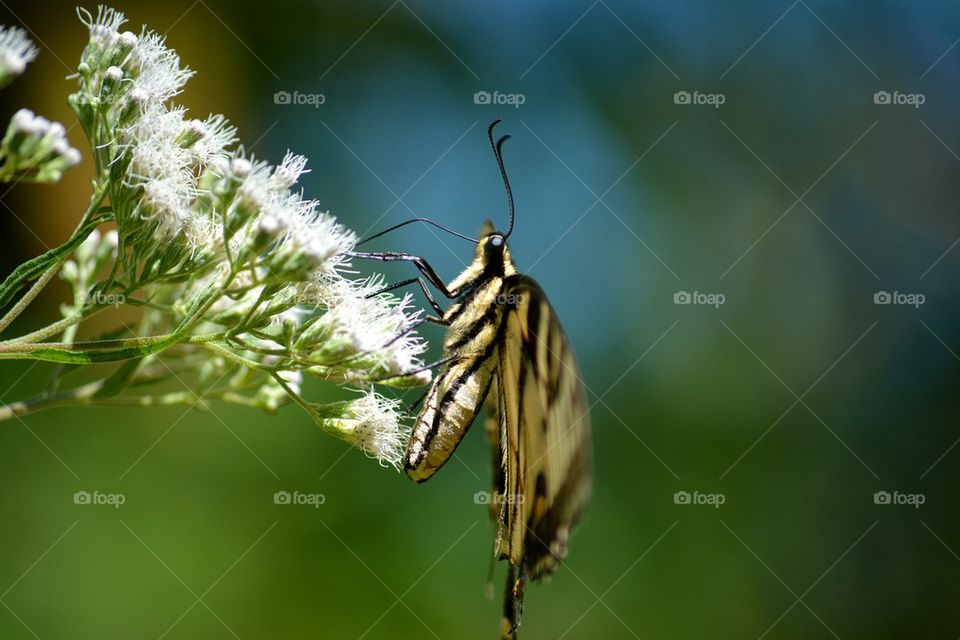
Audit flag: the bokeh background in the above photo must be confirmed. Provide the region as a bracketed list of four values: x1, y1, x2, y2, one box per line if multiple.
[0, 1, 959, 638]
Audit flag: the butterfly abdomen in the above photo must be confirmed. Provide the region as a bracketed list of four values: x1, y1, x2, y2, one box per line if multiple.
[405, 274, 509, 482]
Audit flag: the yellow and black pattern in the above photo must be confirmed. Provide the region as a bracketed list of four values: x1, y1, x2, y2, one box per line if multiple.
[403, 222, 592, 639]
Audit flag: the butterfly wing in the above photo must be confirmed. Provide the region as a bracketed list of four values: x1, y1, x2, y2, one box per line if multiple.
[488, 275, 592, 635]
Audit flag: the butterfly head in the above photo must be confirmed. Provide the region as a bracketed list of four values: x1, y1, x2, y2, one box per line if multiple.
[475, 219, 517, 277]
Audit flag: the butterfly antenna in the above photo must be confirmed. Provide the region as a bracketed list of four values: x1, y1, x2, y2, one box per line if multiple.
[488, 119, 515, 238]
[355, 217, 477, 247]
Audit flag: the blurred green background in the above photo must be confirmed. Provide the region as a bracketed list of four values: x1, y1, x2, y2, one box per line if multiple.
[1, 1, 959, 638]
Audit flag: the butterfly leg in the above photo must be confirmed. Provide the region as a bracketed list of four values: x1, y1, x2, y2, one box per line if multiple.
[348, 250, 460, 300]
[404, 386, 432, 414]
[371, 351, 460, 383]
[364, 276, 449, 324]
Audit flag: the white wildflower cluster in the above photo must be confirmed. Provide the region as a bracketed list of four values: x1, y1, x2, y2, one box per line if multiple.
[0, 25, 37, 88]
[306, 392, 410, 464]
[0, 29, 79, 183]
[0, 108, 82, 183]
[0, 7, 431, 468]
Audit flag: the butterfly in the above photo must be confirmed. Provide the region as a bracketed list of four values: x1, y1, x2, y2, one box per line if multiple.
[352, 120, 592, 639]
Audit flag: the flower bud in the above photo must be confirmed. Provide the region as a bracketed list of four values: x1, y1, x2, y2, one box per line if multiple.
[0, 26, 38, 89]
[0, 109, 82, 183]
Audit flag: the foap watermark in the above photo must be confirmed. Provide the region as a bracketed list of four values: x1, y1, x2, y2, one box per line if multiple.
[873, 490, 924, 509]
[674, 90, 725, 108]
[673, 490, 725, 508]
[874, 290, 925, 308]
[79, 291, 125, 307]
[273, 90, 326, 108]
[474, 491, 524, 506]
[494, 292, 525, 307]
[873, 90, 925, 109]
[273, 490, 326, 508]
[73, 490, 125, 508]
[674, 290, 725, 308]
[473, 90, 526, 109]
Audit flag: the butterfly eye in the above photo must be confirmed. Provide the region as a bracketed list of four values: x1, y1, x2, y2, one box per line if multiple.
[486, 235, 504, 253]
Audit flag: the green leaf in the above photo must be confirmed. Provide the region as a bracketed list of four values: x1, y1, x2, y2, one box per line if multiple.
[20, 337, 178, 364]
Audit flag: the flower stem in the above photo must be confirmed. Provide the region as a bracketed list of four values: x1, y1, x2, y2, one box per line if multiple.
[0, 378, 105, 419]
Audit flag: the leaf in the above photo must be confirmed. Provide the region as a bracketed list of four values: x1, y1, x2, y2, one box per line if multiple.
[23, 337, 177, 364]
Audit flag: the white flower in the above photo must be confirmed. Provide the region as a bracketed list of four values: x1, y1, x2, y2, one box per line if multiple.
[187, 114, 236, 166]
[280, 198, 356, 273]
[126, 30, 193, 103]
[321, 390, 409, 469]
[124, 103, 192, 180]
[230, 156, 252, 178]
[139, 176, 194, 226]
[40, 5, 440, 469]
[80, 5, 126, 48]
[231, 153, 355, 276]
[257, 211, 286, 236]
[118, 31, 138, 50]
[122, 103, 225, 242]
[305, 276, 428, 378]
[236, 152, 309, 211]
[271, 152, 309, 189]
[181, 215, 221, 257]
[0, 25, 38, 83]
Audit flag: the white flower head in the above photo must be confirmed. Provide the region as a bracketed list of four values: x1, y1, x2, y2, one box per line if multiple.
[125, 30, 193, 103]
[138, 175, 195, 236]
[304, 277, 427, 379]
[282, 201, 356, 273]
[230, 156, 253, 179]
[104, 65, 123, 82]
[187, 113, 236, 166]
[124, 103, 191, 179]
[320, 390, 408, 469]
[181, 214, 222, 257]
[271, 151, 309, 190]
[118, 30, 138, 49]
[78, 5, 126, 49]
[235, 156, 275, 211]
[0, 25, 38, 82]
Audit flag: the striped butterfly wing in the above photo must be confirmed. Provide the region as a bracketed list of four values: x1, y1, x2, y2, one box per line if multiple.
[488, 275, 592, 631]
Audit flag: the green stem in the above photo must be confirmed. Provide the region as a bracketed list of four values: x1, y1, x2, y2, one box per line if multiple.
[272, 371, 311, 413]
[4, 305, 104, 345]
[0, 378, 105, 419]
[0, 262, 64, 335]
[0, 264, 236, 362]
[199, 339, 273, 372]
[0, 382, 234, 421]
[0, 332, 224, 364]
